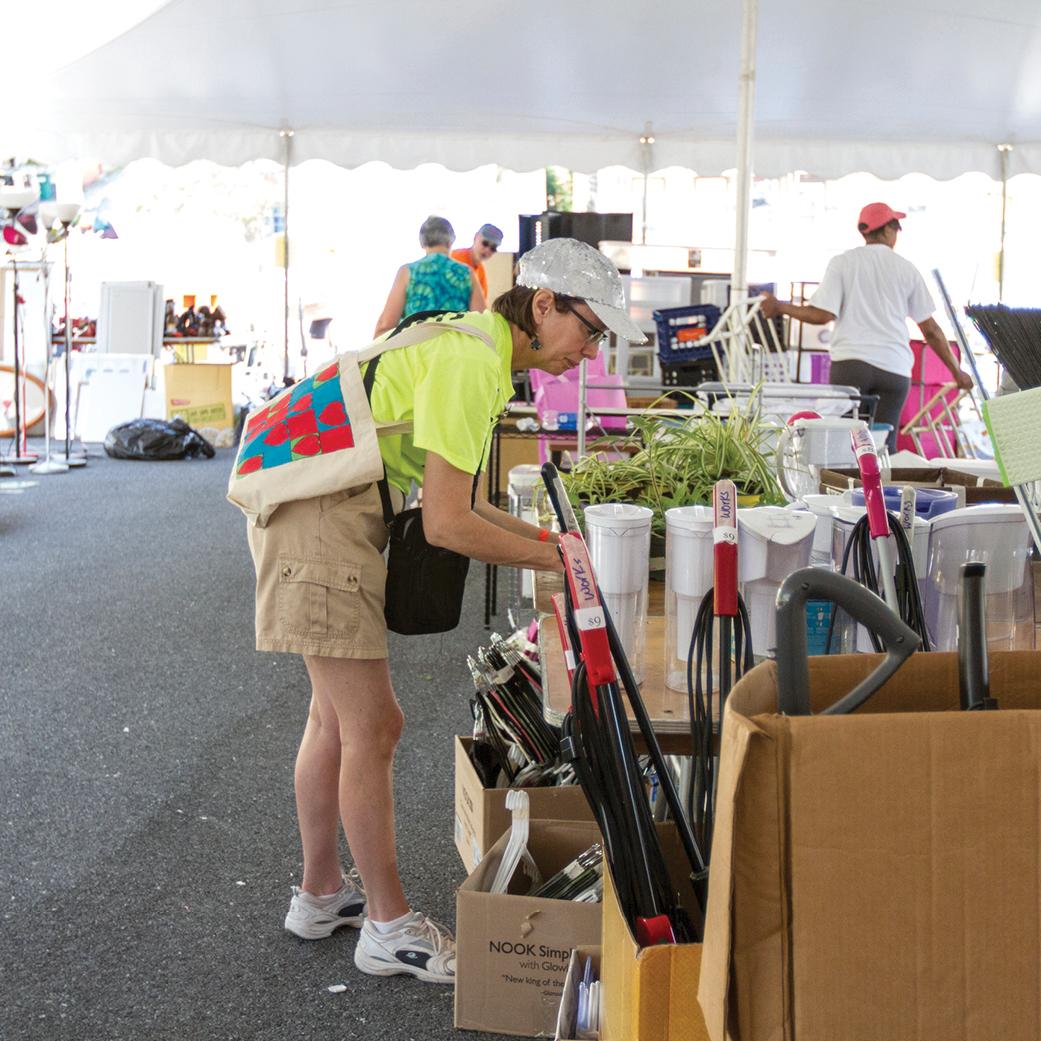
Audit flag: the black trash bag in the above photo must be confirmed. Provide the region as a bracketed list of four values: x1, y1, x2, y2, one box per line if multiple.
[104, 418, 216, 461]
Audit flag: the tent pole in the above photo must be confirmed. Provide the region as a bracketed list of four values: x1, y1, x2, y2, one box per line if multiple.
[997, 143, 1012, 302]
[281, 127, 294, 380]
[639, 122, 655, 245]
[731, 0, 758, 381]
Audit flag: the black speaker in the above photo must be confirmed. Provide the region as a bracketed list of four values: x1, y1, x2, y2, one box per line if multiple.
[517, 211, 634, 261]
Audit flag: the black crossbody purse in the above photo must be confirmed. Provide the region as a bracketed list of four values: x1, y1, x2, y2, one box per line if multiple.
[364, 348, 479, 636]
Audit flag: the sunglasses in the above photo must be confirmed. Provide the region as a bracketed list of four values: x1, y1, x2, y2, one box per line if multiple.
[559, 300, 608, 345]
[480, 239, 498, 252]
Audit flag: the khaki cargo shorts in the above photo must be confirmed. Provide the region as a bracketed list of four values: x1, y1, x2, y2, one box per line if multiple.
[247, 482, 404, 659]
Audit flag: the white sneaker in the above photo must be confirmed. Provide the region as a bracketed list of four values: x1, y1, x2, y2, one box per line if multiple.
[353, 912, 456, 984]
[284, 871, 367, 939]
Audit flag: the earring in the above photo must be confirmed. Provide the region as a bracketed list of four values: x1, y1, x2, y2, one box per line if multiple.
[531, 336, 541, 351]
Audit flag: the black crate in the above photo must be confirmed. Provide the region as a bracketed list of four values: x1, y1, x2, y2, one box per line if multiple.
[661, 356, 719, 389]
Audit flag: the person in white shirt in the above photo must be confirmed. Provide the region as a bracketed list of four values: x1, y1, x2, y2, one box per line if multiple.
[761, 202, 973, 449]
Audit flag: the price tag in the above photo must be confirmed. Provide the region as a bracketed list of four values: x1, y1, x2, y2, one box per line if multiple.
[850, 426, 875, 458]
[574, 606, 606, 632]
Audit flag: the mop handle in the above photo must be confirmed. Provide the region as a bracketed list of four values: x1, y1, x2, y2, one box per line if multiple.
[550, 593, 576, 684]
[712, 479, 739, 617]
[559, 533, 616, 685]
[850, 427, 889, 541]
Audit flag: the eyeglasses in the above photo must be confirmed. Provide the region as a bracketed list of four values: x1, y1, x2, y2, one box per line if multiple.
[559, 300, 608, 345]
[480, 239, 498, 252]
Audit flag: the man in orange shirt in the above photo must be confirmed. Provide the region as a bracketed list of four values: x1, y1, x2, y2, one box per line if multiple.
[451, 223, 502, 299]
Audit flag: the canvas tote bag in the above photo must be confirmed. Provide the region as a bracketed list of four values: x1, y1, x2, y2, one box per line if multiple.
[226, 313, 495, 526]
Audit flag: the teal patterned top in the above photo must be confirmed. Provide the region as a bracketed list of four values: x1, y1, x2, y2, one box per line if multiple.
[404, 253, 472, 316]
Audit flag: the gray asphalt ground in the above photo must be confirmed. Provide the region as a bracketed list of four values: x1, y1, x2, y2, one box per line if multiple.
[0, 443, 506, 1041]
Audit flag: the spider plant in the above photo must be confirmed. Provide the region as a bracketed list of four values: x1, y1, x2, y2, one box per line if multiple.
[562, 392, 783, 537]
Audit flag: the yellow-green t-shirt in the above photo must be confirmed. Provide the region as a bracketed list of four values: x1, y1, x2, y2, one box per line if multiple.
[365, 311, 514, 493]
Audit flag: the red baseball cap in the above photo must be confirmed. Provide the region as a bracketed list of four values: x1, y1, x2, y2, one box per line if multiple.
[858, 202, 906, 233]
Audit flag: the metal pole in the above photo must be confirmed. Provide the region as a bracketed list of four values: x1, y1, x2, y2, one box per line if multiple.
[577, 357, 588, 459]
[731, 0, 758, 301]
[639, 123, 655, 245]
[64, 233, 71, 459]
[281, 127, 294, 381]
[11, 256, 23, 455]
[730, 0, 759, 382]
[997, 144, 1012, 302]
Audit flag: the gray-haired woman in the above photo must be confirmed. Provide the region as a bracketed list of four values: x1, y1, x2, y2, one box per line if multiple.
[374, 215, 485, 335]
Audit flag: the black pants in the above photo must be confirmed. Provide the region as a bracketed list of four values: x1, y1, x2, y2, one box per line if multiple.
[829, 359, 910, 451]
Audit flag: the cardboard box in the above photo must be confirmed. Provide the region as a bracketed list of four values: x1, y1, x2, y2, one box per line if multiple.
[455, 819, 603, 1037]
[454, 736, 594, 872]
[554, 946, 601, 1041]
[164, 361, 233, 431]
[600, 825, 709, 1041]
[819, 464, 1014, 505]
[700, 651, 1041, 1041]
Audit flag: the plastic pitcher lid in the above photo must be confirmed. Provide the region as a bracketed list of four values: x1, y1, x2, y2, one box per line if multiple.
[850, 484, 958, 520]
[665, 504, 714, 533]
[790, 417, 866, 431]
[507, 464, 543, 490]
[584, 503, 653, 530]
[797, 493, 840, 517]
[738, 506, 817, 544]
[928, 503, 1024, 530]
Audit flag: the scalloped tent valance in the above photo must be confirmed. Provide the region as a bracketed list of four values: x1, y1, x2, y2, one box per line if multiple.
[7, 0, 1041, 180]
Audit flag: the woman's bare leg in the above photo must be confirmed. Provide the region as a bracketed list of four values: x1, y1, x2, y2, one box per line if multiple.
[299, 655, 409, 922]
[294, 692, 344, 895]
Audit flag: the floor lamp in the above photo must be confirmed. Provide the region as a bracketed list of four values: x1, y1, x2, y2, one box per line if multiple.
[29, 201, 70, 474]
[53, 203, 86, 468]
[3, 245, 37, 466]
[0, 173, 40, 467]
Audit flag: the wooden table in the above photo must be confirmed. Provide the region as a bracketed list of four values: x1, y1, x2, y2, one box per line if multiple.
[538, 606, 705, 756]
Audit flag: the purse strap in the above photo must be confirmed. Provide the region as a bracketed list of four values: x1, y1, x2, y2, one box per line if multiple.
[363, 314, 490, 526]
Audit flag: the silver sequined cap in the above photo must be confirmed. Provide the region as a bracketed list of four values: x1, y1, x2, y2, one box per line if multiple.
[516, 238, 648, 343]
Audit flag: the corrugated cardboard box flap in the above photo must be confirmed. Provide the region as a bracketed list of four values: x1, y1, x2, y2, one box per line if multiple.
[704, 652, 1041, 1041]
[698, 695, 782, 1041]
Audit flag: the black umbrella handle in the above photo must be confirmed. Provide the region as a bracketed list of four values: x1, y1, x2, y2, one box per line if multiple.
[776, 568, 920, 716]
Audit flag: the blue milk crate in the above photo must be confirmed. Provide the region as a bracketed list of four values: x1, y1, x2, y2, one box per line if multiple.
[652, 304, 722, 365]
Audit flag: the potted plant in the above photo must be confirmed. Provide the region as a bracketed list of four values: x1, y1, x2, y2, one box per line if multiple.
[561, 395, 784, 572]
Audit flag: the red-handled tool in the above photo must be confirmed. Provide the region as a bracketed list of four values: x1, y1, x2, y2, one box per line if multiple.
[850, 425, 899, 610]
[635, 914, 676, 947]
[550, 592, 576, 686]
[713, 479, 739, 617]
[559, 532, 617, 687]
[712, 479, 740, 715]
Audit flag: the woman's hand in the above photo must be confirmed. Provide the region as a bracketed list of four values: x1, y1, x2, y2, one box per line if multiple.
[422, 453, 564, 571]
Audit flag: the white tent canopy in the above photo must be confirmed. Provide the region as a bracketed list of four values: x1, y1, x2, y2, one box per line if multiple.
[7, 0, 1041, 179]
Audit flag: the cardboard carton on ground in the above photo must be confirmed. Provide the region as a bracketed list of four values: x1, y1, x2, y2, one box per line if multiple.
[554, 946, 600, 1041]
[164, 361, 234, 432]
[700, 651, 1041, 1041]
[600, 824, 709, 1041]
[454, 736, 594, 872]
[455, 819, 602, 1038]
